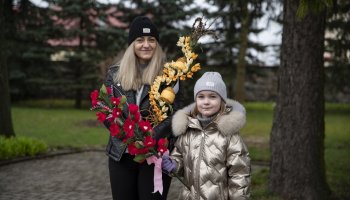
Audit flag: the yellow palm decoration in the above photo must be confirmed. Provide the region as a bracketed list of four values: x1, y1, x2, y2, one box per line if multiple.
[148, 17, 217, 126]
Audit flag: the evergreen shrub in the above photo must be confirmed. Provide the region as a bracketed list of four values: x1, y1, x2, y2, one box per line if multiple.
[0, 136, 48, 160]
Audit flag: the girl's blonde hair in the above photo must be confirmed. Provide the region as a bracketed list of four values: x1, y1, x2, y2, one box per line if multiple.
[191, 100, 226, 118]
[113, 41, 165, 91]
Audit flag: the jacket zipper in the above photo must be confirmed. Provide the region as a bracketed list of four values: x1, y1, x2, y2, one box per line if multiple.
[195, 131, 206, 200]
[113, 84, 126, 96]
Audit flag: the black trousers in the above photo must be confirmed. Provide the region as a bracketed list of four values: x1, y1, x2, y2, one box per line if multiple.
[109, 154, 172, 200]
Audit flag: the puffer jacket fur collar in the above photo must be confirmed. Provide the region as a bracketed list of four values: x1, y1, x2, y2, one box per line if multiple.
[172, 98, 246, 137]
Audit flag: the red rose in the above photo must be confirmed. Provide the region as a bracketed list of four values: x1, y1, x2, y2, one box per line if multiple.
[157, 145, 168, 154]
[157, 138, 168, 147]
[157, 138, 168, 154]
[136, 147, 149, 154]
[144, 136, 156, 148]
[139, 120, 152, 133]
[132, 112, 141, 123]
[106, 86, 112, 95]
[123, 118, 135, 138]
[90, 90, 99, 106]
[111, 96, 121, 106]
[96, 112, 106, 123]
[108, 107, 122, 122]
[109, 123, 120, 138]
[128, 142, 138, 155]
[125, 131, 134, 139]
[128, 104, 139, 115]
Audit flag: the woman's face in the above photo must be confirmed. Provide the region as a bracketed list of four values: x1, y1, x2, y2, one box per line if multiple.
[134, 36, 157, 64]
[196, 90, 222, 118]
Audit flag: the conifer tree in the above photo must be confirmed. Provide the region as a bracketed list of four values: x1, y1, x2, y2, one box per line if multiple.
[324, 0, 350, 100]
[47, 0, 126, 108]
[201, 0, 265, 99]
[6, 0, 54, 100]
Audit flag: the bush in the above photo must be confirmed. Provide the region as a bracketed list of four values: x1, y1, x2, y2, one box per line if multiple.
[0, 136, 48, 160]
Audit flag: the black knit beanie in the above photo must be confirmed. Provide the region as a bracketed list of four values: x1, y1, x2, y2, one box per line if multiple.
[128, 16, 159, 45]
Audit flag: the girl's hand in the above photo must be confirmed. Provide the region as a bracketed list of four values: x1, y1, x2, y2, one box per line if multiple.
[161, 155, 176, 173]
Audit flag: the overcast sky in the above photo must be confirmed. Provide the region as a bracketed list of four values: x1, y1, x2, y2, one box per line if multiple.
[30, 0, 282, 66]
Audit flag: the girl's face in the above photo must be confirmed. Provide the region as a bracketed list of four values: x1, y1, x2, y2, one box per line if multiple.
[134, 36, 157, 64]
[196, 90, 222, 118]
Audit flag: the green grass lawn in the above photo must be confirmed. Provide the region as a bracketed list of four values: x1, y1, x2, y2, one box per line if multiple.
[12, 107, 109, 148]
[10, 101, 350, 199]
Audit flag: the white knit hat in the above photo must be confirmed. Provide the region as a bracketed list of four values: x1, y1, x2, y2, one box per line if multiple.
[194, 72, 227, 102]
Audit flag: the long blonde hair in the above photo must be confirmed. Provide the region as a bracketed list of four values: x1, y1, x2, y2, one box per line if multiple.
[114, 41, 165, 91]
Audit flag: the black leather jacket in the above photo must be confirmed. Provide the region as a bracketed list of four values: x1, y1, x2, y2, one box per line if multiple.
[103, 65, 184, 161]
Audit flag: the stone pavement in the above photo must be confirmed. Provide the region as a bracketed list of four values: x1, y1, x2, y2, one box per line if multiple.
[0, 151, 182, 200]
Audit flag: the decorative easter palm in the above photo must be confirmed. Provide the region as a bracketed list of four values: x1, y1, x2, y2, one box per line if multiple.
[148, 17, 217, 126]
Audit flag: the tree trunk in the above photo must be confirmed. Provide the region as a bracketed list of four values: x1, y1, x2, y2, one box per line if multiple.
[269, 0, 331, 199]
[226, 2, 237, 98]
[234, 0, 249, 102]
[74, 62, 82, 109]
[0, 0, 15, 137]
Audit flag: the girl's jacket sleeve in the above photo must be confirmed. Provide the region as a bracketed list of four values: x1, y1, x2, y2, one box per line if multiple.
[227, 133, 251, 199]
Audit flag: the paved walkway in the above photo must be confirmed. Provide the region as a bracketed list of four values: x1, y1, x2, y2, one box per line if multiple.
[0, 151, 182, 200]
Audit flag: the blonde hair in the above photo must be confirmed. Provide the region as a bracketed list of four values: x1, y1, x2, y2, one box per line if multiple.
[114, 41, 165, 91]
[191, 100, 226, 118]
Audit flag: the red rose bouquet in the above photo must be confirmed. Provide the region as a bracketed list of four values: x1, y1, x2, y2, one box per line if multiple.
[90, 84, 169, 163]
[90, 84, 189, 194]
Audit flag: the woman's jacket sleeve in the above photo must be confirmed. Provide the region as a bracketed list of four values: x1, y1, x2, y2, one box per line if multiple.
[102, 66, 117, 130]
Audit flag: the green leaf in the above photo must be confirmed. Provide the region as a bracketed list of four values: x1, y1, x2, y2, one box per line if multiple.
[100, 84, 108, 95]
[169, 105, 174, 114]
[135, 141, 144, 149]
[99, 84, 112, 107]
[133, 154, 146, 163]
[120, 95, 126, 104]
[119, 95, 127, 107]
[91, 107, 109, 114]
[123, 136, 136, 145]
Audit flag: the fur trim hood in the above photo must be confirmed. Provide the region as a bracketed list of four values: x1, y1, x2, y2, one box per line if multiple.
[172, 99, 246, 137]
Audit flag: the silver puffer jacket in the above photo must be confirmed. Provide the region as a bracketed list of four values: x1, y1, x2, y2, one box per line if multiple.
[170, 99, 251, 200]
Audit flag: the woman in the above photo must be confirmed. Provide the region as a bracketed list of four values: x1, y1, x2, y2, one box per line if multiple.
[104, 16, 184, 200]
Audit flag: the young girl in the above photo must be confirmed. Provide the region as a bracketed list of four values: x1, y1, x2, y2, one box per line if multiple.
[162, 72, 251, 200]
